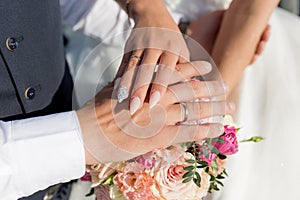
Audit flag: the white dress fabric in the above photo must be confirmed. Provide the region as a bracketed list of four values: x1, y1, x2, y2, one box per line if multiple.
[216, 8, 300, 200]
[169, 1, 300, 200]
[65, 0, 300, 199]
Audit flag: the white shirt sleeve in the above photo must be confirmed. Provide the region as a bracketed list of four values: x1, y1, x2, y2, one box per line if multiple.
[0, 111, 85, 199]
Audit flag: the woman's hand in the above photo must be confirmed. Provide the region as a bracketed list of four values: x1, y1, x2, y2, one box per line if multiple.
[77, 61, 231, 165]
[187, 10, 271, 64]
[115, 0, 189, 115]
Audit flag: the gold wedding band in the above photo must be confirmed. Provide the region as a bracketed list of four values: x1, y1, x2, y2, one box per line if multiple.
[130, 55, 142, 61]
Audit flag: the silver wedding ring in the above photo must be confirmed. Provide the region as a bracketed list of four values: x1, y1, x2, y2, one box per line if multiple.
[181, 102, 188, 122]
[130, 55, 142, 61]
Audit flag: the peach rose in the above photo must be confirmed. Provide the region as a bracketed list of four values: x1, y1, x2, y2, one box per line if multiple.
[152, 153, 210, 200]
[113, 163, 158, 200]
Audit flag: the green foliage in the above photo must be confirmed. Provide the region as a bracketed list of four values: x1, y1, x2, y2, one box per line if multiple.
[240, 136, 264, 143]
[208, 170, 228, 193]
[102, 173, 117, 185]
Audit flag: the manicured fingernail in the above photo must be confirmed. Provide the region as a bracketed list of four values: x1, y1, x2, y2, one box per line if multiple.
[203, 62, 212, 71]
[130, 97, 140, 115]
[149, 91, 161, 109]
[114, 78, 121, 90]
[117, 86, 128, 103]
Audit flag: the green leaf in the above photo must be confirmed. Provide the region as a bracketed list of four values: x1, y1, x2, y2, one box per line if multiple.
[211, 160, 218, 171]
[218, 154, 227, 160]
[208, 145, 219, 155]
[216, 180, 224, 187]
[197, 160, 208, 166]
[193, 178, 201, 188]
[240, 136, 264, 143]
[205, 167, 210, 173]
[102, 173, 116, 185]
[180, 143, 186, 148]
[182, 177, 192, 183]
[183, 171, 194, 178]
[210, 175, 216, 181]
[195, 172, 201, 186]
[183, 166, 195, 171]
[223, 169, 228, 176]
[212, 138, 226, 144]
[216, 174, 225, 179]
[185, 142, 194, 147]
[202, 147, 210, 159]
[186, 159, 195, 164]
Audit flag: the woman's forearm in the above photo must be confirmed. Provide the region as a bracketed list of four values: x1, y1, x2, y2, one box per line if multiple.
[114, 0, 171, 22]
[212, 0, 279, 95]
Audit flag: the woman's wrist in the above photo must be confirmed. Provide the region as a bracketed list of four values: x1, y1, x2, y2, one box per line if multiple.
[127, 0, 166, 22]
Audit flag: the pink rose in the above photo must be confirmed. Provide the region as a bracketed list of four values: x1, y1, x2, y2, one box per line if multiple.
[213, 125, 238, 155]
[198, 145, 217, 166]
[135, 154, 155, 169]
[113, 163, 157, 200]
[152, 153, 209, 200]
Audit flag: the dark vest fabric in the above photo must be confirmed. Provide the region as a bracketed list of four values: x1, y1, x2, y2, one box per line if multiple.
[0, 0, 65, 118]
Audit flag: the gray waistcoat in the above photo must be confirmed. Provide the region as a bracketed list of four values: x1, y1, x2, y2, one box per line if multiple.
[0, 0, 65, 118]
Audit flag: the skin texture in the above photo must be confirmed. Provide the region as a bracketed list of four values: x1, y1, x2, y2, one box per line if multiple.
[76, 61, 232, 165]
[188, 10, 271, 65]
[115, 0, 189, 114]
[210, 0, 280, 95]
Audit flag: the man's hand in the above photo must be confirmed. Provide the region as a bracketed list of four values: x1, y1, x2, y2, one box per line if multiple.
[76, 61, 231, 165]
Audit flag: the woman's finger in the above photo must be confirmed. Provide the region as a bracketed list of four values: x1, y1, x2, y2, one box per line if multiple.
[162, 80, 226, 105]
[168, 61, 212, 85]
[149, 60, 212, 109]
[148, 52, 178, 109]
[128, 49, 162, 115]
[114, 52, 131, 81]
[117, 49, 143, 103]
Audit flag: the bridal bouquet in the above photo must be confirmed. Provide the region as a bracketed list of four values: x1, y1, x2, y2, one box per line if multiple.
[83, 116, 262, 200]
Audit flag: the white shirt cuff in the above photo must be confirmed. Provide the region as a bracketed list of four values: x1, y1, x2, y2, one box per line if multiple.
[0, 111, 85, 199]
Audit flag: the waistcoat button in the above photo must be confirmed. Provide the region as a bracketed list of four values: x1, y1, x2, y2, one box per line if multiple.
[25, 87, 36, 100]
[6, 37, 19, 51]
